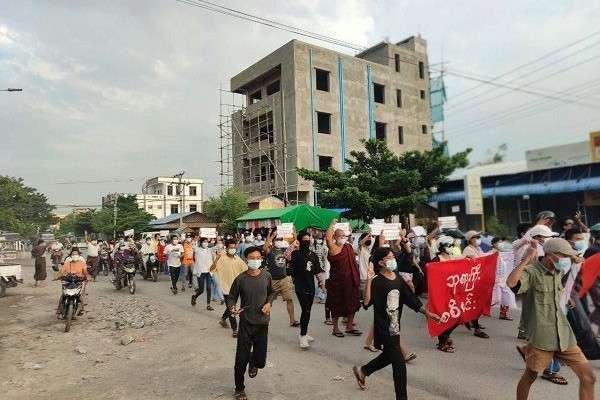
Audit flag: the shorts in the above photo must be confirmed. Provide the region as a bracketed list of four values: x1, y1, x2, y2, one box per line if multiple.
[271, 276, 294, 302]
[525, 344, 588, 373]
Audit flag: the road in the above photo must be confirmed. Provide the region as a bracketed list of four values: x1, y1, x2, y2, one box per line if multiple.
[1, 256, 599, 399]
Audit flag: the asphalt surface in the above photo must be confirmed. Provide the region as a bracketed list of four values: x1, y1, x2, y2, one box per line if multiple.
[2, 255, 599, 399]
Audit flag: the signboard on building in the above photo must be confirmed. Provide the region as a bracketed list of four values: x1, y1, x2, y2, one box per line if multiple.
[526, 141, 591, 171]
[590, 131, 600, 162]
[464, 175, 483, 215]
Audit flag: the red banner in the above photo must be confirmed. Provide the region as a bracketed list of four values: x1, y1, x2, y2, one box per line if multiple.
[579, 252, 600, 298]
[426, 253, 498, 337]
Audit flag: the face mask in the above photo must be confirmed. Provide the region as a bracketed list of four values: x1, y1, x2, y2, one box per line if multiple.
[71, 254, 80, 260]
[201, 242, 208, 249]
[256, 235, 262, 241]
[227, 248, 237, 256]
[186, 238, 192, 243]
[364, 240, 372, 247]
[384, 259, 397, 272]
[275, 241, 287, 249]
[336, 238, 348, 246]
[316, 239, 323, 245]
[247, 259, 262, 270]
[146, 240, 151, 245]
[415, 237, 426, 246]
[381, 243, 390, 248]
[573, 240, 587, 253]
[474, 239, 482, 247]
[173, 240, 179, 245]
[216, 243, 223, 249]
[553, 256, 572, 272]
[91, 241, 97, 245]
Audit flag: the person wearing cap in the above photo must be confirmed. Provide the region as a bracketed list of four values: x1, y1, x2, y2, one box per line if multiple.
[561, 211, 589, 238]
[461, 230, 490, 339]
[507, 238, 596, 399]
[583, 224, 600, 335]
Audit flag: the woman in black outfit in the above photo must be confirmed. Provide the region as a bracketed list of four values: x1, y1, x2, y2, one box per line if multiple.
[290, 231, 325, 350]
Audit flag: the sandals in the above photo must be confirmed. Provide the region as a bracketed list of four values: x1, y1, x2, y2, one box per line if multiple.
[290, 321, 300, 327]
[541, 373, 568, 385]
[405, 353, 417, 363]
[248, 366, 258, 378]
[437, 343, 455, 353]
[345, 329, 363, 336]
[332, 331, 345, 338]
[363, 345, 379, 352]
[234, 390, 248, 400]
[352, 366, 367, 390]
[324, 319, 333, 325]
[473, 330, 489, 339]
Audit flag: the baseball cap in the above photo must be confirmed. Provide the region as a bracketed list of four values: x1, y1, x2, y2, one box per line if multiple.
[528, 225, 559, 238]
[464, 230, 481, 241]
[543, 238, 578, 257]
[535, 210, 556, 222]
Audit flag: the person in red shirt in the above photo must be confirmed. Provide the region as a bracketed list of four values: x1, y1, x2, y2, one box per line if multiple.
[157, 238, 167, 275]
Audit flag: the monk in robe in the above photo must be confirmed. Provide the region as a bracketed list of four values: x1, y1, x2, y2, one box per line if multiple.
[325, 220, 362, 337]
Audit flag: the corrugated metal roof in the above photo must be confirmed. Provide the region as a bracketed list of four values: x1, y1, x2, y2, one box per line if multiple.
[148, 211, 197, 225]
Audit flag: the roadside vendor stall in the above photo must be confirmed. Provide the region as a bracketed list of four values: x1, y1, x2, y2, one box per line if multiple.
[236, 204, 341, 232]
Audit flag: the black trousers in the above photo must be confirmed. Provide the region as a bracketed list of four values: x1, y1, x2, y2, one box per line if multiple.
[194, 273, 212, 304]
[234, 321, 268, 392]
[295, 290, 314, 336]
[222, 297, 238, 331]
[438, 324, 459, 346]
[169, 266, 180, 289]
[362, 335, 407, 400]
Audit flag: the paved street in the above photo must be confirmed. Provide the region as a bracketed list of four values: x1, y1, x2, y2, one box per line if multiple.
[1, 257, 598, 400]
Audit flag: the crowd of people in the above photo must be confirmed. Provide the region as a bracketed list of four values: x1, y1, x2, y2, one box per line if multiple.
[28, 208, 600, 400]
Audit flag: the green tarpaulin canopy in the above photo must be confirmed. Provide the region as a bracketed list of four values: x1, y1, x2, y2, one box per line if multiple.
[236, 204, 341, 231]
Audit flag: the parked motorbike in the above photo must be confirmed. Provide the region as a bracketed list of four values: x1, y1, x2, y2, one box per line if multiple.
[51, 250, 63, 272]
[99, 249, 110, 276]
[58, 274, 84, 332]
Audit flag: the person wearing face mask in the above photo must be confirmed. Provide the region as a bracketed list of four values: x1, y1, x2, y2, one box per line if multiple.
[84, 231, 100, 281]
[210, 239, 248, 337]
[191, 237, 215, 310]
[227, 246, 274, 400]
[140, 237, 155, 279]
[352, 247, 440, 398]
[358, 232, 374, 300]
[164, 236, 184, 295]
[508, 238, 596, 400]
[461, 231, 490, 339]
[263, 229, 299, 328]
[238, 234, 254, 260]
[325, 219, 362, 337]
[491, 237, 516, 321]
[56, 248, 89, 316]
[157, 238, 167, 275]
[290, 231, 324, 349]
[312, 233, 331, 318]
[181, 236, 194, 292]
[211, 237, 227, 304]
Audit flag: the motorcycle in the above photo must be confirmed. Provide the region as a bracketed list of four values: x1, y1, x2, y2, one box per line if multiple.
[123, 264, 136, 294]
[99, 249, 110, 276]
[58, 274, 84, 332]
[145, 254, 159, 282]
[51, 250, 63, 272]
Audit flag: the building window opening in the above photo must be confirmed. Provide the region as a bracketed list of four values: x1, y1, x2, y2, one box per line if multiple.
[421, 124, 427, 134]
[189, 186, 197, 196]
[266, 80, 280, 95]
[398, 126, 404, 144]
[394, 54, 400, 72]
[318, 155, 333, 171]
[396, 89, 402, 108]
[375, 122, 386, 141]
[249, 90, 262, 104]
[315, 68, 330, 92]
[317, 112, 331, 134]
[418, 61, 425, 79]
[373, 83, 385, 104]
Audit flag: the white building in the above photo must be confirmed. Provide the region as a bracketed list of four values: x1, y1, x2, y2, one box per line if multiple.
[102, 176, 204, 219]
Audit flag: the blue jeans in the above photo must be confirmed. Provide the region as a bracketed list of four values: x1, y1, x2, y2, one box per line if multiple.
[211, 275, 224, 301]
[548, 358, 560, 374]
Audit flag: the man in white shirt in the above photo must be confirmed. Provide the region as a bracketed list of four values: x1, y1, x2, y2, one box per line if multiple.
[84, 231, 100, 280]
[164, 236, 184, 295]
[191, 237, 215, 310]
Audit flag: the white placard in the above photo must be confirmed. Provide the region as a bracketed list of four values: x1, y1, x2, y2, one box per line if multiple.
[438, 216, 458, 230]
[200, 227, 217, 239]
[333, 222, 351, 236]
[381, 223, 401, 241]
[464, 174, 483, 215]
[276, 223, 295, 238]
[369, 219, 385, 235]
[123, 229, 134, 237]
[451, 205, 460, 213]
[159, 230, 170, 237]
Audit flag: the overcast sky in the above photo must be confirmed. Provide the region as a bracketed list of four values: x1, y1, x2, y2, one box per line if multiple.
[2, 0, 600, 210]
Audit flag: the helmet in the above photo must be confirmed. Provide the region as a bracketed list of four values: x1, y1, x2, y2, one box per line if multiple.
[437, 235, 454, 247]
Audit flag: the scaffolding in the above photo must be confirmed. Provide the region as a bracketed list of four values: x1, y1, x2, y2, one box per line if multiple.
[217, 87, 303, 204]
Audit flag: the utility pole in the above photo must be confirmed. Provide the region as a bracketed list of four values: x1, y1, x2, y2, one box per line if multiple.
[112, 193, 119, 239]
[1, 88, 23, 92]
[172, 171, 185, 229]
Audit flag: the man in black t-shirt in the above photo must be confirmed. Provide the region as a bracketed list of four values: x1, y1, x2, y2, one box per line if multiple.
[353, 247, 439, 400]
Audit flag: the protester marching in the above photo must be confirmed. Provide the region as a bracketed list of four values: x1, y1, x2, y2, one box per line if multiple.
[16, 207, 600, 400]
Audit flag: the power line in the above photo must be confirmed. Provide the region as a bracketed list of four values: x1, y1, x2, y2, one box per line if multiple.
[450, 29, 600, 101]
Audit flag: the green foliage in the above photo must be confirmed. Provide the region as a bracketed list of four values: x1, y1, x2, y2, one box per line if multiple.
[298, 139, 470, 221]
[204, 188, 249, 234]
[58, 195, 154, 239]
[0, 176, 56, 238]
[486, 215, 511, 239]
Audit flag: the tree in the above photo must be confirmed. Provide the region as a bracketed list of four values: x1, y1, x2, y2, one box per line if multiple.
[204, 188, 249, 234]
[298, 139, 470, 221]
[57, 210, 94, 236]
[486, 216, 511, 239]
[0, 176, 56, 238]
[91, 195, 154, 238]
[476, 143, 508, 166]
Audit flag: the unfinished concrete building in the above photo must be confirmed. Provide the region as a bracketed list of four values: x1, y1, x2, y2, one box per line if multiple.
[224, 36, 432, 205]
